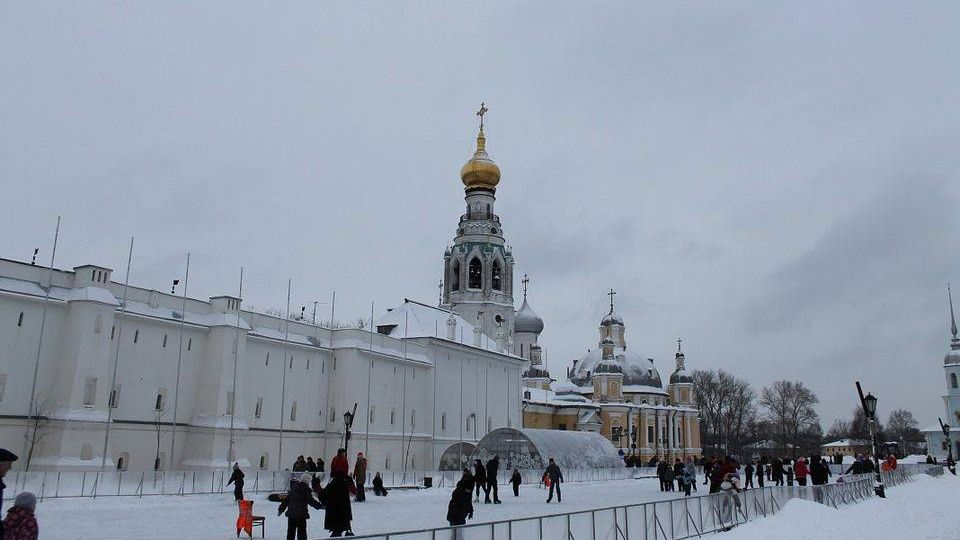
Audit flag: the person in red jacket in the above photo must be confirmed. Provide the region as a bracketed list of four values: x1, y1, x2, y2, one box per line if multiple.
[794, 457, 809, 486]
[3, 492, 38, 540]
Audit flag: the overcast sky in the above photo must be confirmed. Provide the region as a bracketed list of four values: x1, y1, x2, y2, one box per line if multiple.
[2, 2, 958, 429]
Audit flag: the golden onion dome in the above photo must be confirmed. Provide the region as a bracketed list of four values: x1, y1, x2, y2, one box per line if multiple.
[460, 128, 501, 191]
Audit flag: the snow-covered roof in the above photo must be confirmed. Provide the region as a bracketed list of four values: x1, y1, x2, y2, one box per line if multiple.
[373, 299, 518, 357]
[821, 439, 870, 448]
[569, 348, 664, 389]
[523, 386, 600, 409]
[473, 428, 623, 470]
[0, 276, 119, 306]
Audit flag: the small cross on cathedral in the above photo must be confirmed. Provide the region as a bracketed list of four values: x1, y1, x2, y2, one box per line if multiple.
[476, 102, 489, 130]
[522, 273, 529, 300]
[607, 287, 616, 311]
[677, 337, 683, 353]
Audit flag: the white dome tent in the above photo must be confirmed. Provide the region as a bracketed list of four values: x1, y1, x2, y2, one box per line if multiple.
[471, 428, 623, 471]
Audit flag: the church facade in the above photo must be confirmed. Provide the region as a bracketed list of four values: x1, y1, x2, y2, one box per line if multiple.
[0, 116, 535, 473]
[520, 294, 702, 462]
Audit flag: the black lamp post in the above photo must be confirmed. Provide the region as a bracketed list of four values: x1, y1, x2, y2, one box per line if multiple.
[343, 404, 356, 453]
[855, 382, 885, 497]
[940, 418, 956, 475]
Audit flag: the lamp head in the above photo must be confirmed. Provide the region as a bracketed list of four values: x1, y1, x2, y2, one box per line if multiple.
[943, 423, 951, 437]
[343, 410, 353, 425]
[862, 392, 878, 419]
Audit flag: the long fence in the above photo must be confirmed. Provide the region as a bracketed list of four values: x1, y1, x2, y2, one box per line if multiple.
[346, 468, 939, 540]
[4, 466, 644, 500]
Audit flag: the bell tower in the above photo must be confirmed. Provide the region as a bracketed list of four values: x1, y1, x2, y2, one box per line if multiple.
[441, 104, 515, 341]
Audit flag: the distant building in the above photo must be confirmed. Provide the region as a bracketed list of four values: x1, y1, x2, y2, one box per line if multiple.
[820, 439, 871, 458]
[521, 292, 701, 462]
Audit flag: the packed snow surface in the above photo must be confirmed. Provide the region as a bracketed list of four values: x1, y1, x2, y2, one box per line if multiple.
[23, 473, 958, 539]
[32, 477, 678, 539]
[713, 473, 959, 540]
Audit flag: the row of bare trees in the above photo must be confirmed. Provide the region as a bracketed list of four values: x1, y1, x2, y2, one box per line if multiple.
[692, 370, 822, 458]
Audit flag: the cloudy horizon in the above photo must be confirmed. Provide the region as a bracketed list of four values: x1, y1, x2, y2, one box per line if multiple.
[2, 1, 958, 430]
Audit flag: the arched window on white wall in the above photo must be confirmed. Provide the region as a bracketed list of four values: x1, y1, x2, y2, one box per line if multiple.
[491, 260, 502, 291]
[116, 451, 129, 471]
[952, 373, 958, 389]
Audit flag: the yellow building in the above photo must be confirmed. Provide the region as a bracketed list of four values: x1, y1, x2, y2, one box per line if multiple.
[521, 295, 701, 462]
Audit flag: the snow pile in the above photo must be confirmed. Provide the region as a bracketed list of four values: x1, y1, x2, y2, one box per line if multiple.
[714, 474, 959, 540]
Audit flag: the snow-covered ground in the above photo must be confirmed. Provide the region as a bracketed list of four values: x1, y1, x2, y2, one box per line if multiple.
[33, 476, 680, 539]
[715, 473, 959, 540]
[26, 473, 958, 539]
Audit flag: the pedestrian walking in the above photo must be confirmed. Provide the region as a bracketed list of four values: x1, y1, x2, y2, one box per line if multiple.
[743, 462, 754, 489]
[353, 452, 367, 502]
[657, 460, 670, 492]
[472, 459, 486, 502]
[673, 459, 684, 492]
[785, 462, 794, 486]
[682, 457, 696, 497]
[702, 457, 713, 486]
[0, 448, 18, 540]
[227, 462, 246, 501]
[485, 455, 501, 503]
[510, 469, 522, 497]
[278, 473, 323, 540]
[544, 458, 563, 503]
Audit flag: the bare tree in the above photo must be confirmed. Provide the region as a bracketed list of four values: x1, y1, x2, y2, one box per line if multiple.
[760, 380, 821, 455]
[887, 409, 921, 453]
[24, 398, 52, 471]
[826, 419, 851, 440]
[692, 369, 757, 457]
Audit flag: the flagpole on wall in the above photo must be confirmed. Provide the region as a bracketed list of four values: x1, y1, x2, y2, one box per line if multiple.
[277, 279, 291, 471]
[168, 253, 190, 470]
[101, 236, 134, 470]
[23, 216, 61, 470]
[227, 267, 244, 466]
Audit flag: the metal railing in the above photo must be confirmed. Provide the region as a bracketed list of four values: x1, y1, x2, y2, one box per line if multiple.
[345, 475, 882, 540]
[4, 469, 293, 500]
[4, 466, 643, 500]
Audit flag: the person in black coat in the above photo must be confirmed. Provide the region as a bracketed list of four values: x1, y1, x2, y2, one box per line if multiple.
[544, 458, 563, 503]
[510, 469, 522, 497]
[372, 472, 388, 496]
[447, 475, 474, 527]
[323, 472, 354, 537]
[317, 457, 325, 474]
[227, 462, 245, 501]
[743, 462, 754, 489]
[657, 461, 669, 492]
[472, 459, 486, 502]
[485, 456, 500, 504]
[306, 457, 317, 472]
[771, 458, 784, 486]
[278, 473, 323, 540]
[673, 459, 685, 492]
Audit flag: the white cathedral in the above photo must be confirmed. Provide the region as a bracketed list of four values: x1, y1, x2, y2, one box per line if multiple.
[0, 117, 544, 473]
[922, 287, 960, 460]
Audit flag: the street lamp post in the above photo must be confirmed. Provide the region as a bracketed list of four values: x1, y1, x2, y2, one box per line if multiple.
[855, 381, 885, 498]
[343, 403, 357, 453]
[939, 418, 956, 475]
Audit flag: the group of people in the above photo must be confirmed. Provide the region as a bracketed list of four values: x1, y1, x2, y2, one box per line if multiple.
[446, 456, 564, 530]
[654, 457, 699, 496]
[701, 454, 836, 491]
[291, 455, 325, 474]
[0, 449, 39, 540]
[228, 449, 387, 539]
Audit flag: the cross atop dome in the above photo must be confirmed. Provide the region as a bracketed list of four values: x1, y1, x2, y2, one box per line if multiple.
[607, 287, 616, 313]
[476, 102, 488, 130]
[522, 273, 529, 300]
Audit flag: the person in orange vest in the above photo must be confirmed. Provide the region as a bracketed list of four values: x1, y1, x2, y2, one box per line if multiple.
[236, 499, 255, 538]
